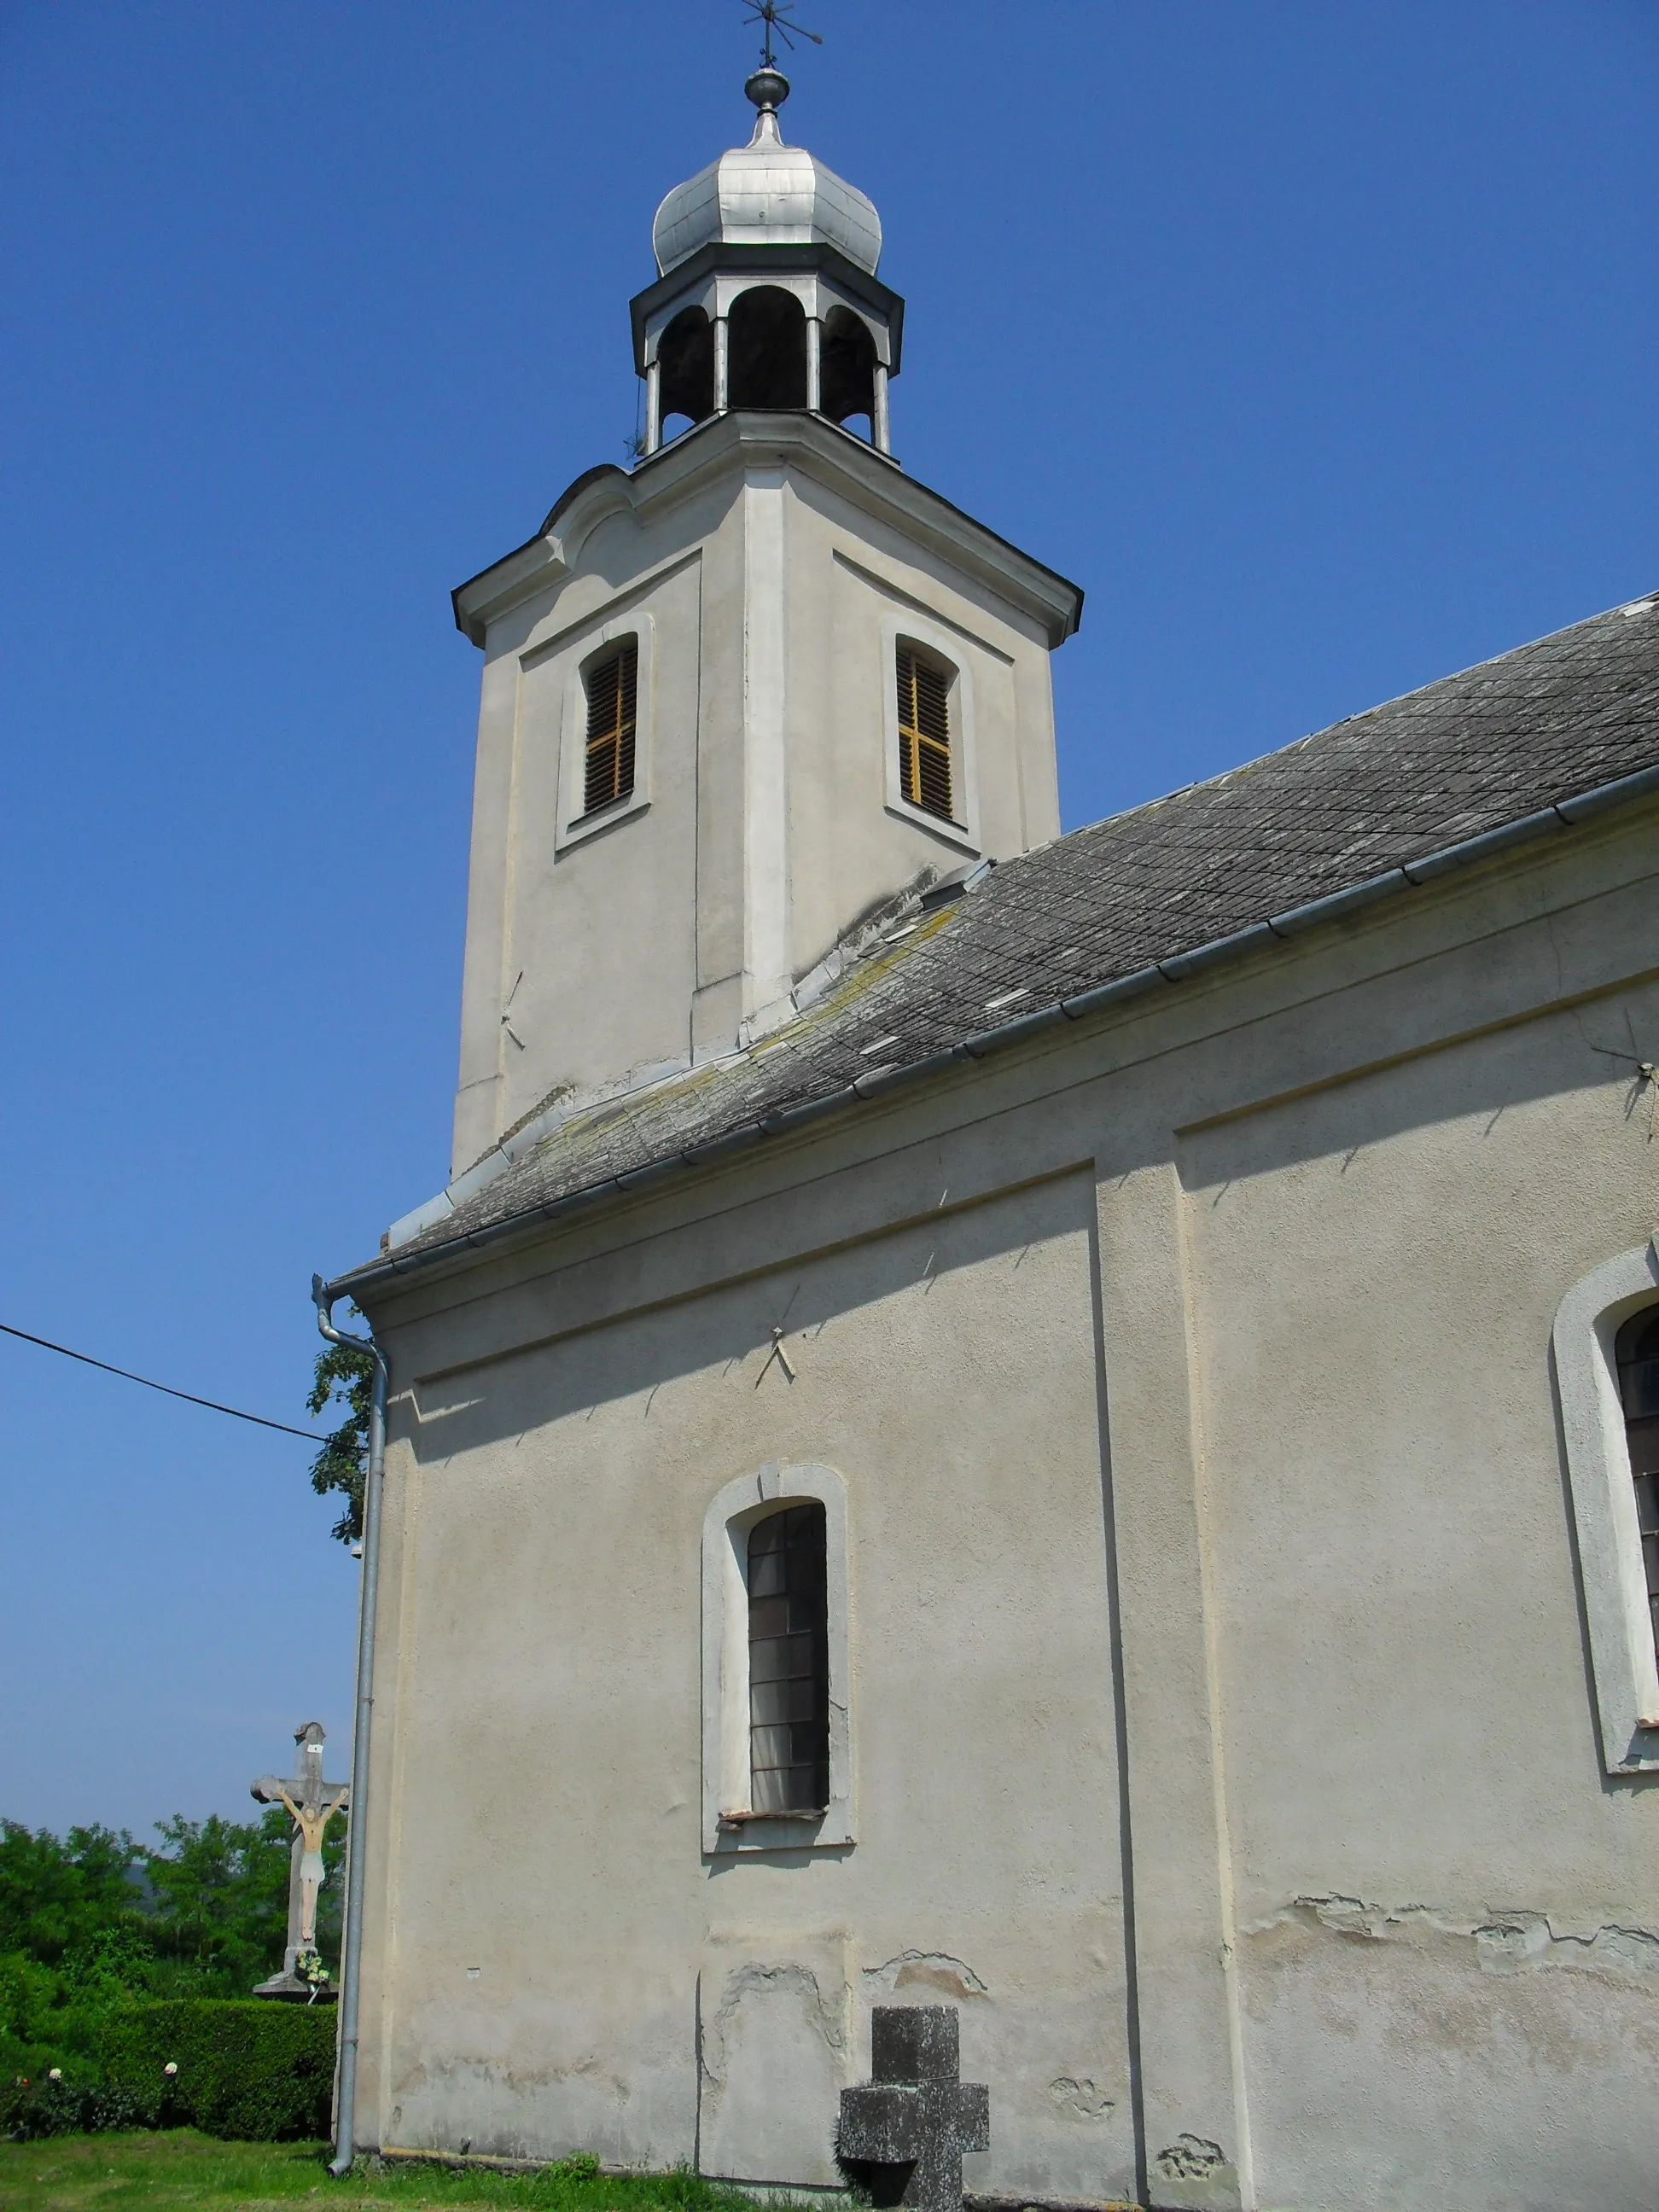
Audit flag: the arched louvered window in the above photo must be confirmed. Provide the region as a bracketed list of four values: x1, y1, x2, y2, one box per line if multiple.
[747, 1503, 830, 1814]
[582, 638, 637, 816]
[1616, 1305, 1659, 1666]
[896, 643, 953, 822]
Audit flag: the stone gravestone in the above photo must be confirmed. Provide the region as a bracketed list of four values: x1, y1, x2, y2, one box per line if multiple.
[249, 1721, 350, 2002]
[838, 2006, 989, 2210]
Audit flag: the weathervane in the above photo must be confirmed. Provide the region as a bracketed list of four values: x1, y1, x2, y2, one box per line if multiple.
[742, 0, 823, 71]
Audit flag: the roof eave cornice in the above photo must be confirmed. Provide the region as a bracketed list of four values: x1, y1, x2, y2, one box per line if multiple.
[329, 753, 1659, 1306]
[451, 412, 1084, 652]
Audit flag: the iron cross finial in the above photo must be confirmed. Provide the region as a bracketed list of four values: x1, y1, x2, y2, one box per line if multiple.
[742, 0, 823, 71]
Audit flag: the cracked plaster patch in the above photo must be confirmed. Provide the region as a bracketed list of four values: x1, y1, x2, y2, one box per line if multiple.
[700, 1961, 847, 2088]
[1046, 2076, 1114, 2121]
[862, 1950, 989, 2000]
[1260, 1895, 1659, 1981]
[1155, 2133, 1225, 2180]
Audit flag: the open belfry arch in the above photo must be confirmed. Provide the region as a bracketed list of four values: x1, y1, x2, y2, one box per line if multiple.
[320, 20, 1659, 2212]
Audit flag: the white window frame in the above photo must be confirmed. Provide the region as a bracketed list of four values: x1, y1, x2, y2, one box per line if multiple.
[553, 611, 655, 852]
[881, 612, 981, 856]
[701, 1461, 853, 1854]
[1552, 1236, 1659, 1773]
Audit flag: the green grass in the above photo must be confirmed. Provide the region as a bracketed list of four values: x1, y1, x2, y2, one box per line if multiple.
[0, 2133, 772, 2212]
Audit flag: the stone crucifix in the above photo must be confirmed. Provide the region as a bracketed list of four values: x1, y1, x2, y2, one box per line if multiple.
[250, 1721, 350, 2000]
[838, 2006, 989, 2210]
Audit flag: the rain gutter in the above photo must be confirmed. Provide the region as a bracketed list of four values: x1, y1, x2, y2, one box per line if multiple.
[325, 756, 1659, 1305]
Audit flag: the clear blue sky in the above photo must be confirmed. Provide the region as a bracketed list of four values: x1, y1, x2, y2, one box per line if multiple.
[3, 0, 1655, 1838]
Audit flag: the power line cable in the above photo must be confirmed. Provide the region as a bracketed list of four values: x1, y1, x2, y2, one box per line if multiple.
[0, 1320, 329, 1444]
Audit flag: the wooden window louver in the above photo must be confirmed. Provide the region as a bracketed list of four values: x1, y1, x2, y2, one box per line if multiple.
[582, 638, 638, 815]
[747, 1503, 830, 1814]
[1617, 1306, 1659, 1666]
[896, 643, 953, 820]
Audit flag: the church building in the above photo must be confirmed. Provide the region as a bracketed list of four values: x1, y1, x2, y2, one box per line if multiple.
[324, 61, 1659, 2212]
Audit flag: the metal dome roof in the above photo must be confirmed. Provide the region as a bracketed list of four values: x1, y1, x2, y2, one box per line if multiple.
[651, 100, 882, 279]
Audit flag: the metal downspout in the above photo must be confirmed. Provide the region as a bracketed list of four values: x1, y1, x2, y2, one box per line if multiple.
[312, 1274, 388, 2179]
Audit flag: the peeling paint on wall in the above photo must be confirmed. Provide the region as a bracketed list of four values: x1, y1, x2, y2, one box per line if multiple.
[1267, 1894, 1659, 1982]
[861, 1950, 989, 2000]
[1045, 2076, 1115, 2121]
[696, 1959, 851, 2187]
[700, 1960, 847, 2087]
[1155, 2133, 1226, 2180]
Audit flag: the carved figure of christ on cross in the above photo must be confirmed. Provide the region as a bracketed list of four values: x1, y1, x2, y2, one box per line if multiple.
[251, 1722, 349, 1964]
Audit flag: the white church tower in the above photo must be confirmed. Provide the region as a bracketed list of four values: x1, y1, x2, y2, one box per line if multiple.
[445, 62, 1082, 1183]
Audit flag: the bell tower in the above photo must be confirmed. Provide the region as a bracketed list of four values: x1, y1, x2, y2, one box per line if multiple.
[439, 62, 1082, 1196]
[638, 64, 898, 456]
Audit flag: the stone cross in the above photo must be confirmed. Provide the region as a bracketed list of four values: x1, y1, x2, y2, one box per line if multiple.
[250, 1721, 350, 2000]
[838, 2006, 989, 2211]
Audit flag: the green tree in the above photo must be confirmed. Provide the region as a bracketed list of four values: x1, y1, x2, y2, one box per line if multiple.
[306, 1316, 375, 1545]
[143, 1814, 293, 1989]
[0, 1807, 350, 2081]
[0, 1822, 144, 1965]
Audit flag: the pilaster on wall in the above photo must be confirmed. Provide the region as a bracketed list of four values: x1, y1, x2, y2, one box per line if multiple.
[741, 470, 792, 1022]
[1093, 1162, 1251, 2212]
[451, 649, 522, 1180]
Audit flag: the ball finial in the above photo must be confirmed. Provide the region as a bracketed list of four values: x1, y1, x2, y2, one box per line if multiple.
[744, 66, 790, 114]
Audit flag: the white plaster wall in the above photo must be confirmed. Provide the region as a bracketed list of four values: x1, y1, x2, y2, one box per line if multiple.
[1179, 985, 1659, 2211]
[450, 426, 1066, 1173]
[788, 476, 1057, 981]
[380, 796, 1659, 2210]
[363, 1179, 1136, 2201]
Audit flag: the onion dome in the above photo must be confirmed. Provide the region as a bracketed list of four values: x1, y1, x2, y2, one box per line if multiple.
[651, 70, 882, 278]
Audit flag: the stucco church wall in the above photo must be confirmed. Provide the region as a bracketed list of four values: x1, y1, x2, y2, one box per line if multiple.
[367, 807, 1659, 2209]
[783, 469, 1059, 980]
[1179, 979, 1659, 2211]
[451, 439, 1065, 1176]
[359, 1176, 1138, 2202]
[452, 470, 744, 1172]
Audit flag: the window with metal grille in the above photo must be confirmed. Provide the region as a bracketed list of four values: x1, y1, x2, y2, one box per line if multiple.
[747, 1503, 830, 1814]
[896, 643, 953, 821]
[1617, 1305, 1659, 1667]
[582, 638, 638, 816]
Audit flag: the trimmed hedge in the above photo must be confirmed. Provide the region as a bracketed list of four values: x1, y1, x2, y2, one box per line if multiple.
[96, 2000, 337, 2140]
[2, 2077, 160, 2140]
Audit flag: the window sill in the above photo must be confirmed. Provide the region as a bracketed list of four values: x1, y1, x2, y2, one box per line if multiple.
[707, 1804, 854, 1854]
[556, 789, 649, 854]
[718, 1807, 827, 1828]
[883, 796, 980, 857]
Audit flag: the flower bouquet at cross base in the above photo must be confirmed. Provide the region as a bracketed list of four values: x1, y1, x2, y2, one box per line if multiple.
[294, 1946, 331, 2002]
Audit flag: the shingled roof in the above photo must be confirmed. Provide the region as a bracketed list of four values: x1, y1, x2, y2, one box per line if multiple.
[348, 591, 1659, 1287]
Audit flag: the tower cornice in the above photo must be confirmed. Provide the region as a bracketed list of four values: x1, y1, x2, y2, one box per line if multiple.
[451, 411, 1083, 649]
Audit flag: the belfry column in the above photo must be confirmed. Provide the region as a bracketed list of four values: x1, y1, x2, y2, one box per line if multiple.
[806, 316, 822, 412]
[713, 316, 731, 412]
[644, 357, 661, 456]
[872, 362, 891, 453]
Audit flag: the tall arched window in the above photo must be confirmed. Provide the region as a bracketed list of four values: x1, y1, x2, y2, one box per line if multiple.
[1616, 1305, 1659, 1666]
[747, 1503, 829, 1813]
[728, 286, 808, 410]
